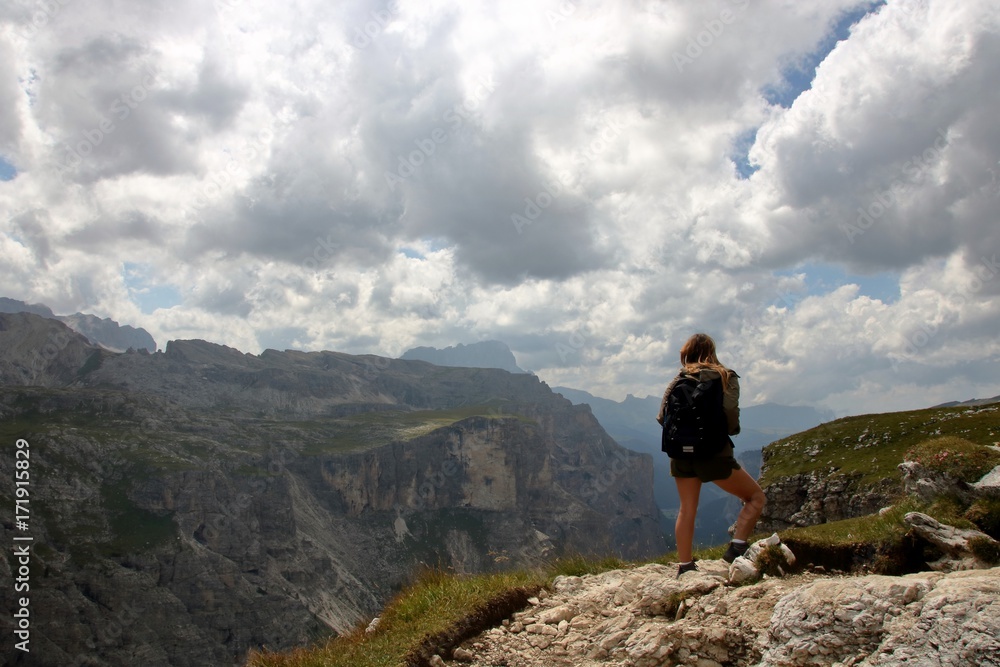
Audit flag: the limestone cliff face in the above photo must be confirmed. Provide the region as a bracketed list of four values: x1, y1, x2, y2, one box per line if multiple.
[317, 409, 662, 564]
[0, 313, 664, 667]
[757, 469, 900, 531]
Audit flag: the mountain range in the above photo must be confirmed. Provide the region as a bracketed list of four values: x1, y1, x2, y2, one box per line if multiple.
[0, 312, 662, 666]
[2, 311, 998, 666]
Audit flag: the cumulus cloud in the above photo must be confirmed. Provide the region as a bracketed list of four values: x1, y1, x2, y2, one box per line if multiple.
[746, 0, 1000, 275]
[1, 0, 998, 417]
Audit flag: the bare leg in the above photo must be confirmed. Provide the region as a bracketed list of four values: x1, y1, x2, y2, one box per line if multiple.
[674, 476, 702, 562]
[714, 468, 765, 542]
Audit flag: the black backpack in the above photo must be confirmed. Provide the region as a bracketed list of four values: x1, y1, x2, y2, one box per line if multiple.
[661, 374, 730, 459]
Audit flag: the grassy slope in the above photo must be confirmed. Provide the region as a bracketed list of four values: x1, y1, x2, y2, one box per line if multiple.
[244, 557, 630, 667]
[759, 403, 1000, 486]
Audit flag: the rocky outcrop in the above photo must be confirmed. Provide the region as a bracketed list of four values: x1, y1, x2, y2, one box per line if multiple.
[762, 568, 1000, 667]
[0, 312, 664, 667]
[900, 457, 1000, 504]
[973, 461, 1000, 497]
[757, 469, 899, 532]
[904, 512, 1000, 571]
[441, 564, 1000, 667]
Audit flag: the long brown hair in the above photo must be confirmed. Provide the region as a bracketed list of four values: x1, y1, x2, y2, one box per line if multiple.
[679, 333, 733, 391]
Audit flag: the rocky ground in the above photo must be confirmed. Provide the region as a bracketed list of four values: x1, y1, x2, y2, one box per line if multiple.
[434, 561, 1000, 667]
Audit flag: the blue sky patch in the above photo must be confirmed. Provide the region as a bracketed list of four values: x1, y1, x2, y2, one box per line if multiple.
[774, 262, 899, 307]
[257, 326, 310, 352]
[733, 3, 883, 179]
[764, 3, 883, 108]
[0, 156, 16, 181]
[732, 127, 760, 179]
[123, 263, 183, 314]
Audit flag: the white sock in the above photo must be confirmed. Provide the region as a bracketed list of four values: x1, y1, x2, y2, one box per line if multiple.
[732, 539, 746, 545]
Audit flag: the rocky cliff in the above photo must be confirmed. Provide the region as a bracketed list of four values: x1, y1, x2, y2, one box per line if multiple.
[0, 313, 664, 667]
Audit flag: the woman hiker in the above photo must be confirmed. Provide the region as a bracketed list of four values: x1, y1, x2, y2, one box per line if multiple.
[656, 333, 766, 576]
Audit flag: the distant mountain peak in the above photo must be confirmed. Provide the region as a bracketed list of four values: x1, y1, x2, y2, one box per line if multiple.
[400, 340, 528, 374]
[931, 395, 1000, 408]
[0, 297, 156, 352]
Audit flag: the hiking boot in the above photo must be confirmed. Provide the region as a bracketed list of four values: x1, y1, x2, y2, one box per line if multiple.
[723, 541, 749, 563]
[676, 560, 698, 577]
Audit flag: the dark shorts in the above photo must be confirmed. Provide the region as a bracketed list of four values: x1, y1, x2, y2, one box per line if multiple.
[670, 456, 741, 483]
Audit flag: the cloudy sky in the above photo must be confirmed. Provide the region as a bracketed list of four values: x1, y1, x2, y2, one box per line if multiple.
[2, 0, 999, 417]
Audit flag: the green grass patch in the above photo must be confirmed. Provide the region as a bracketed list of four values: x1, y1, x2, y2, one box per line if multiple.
[756, 544, 793, 577]
[969, 536, 1000, 565]
[760, 404, 1000, 487]
[779, 499, 924, 548]
[98, 479, 178, 557]
[546, 553, 630, 578]
[293, 404, 535, 456]
[904, 436, 1000, 481]
[965, 498, 1000, 539]
[245, 568, 546, 667]
[773, 497, 992, 574]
